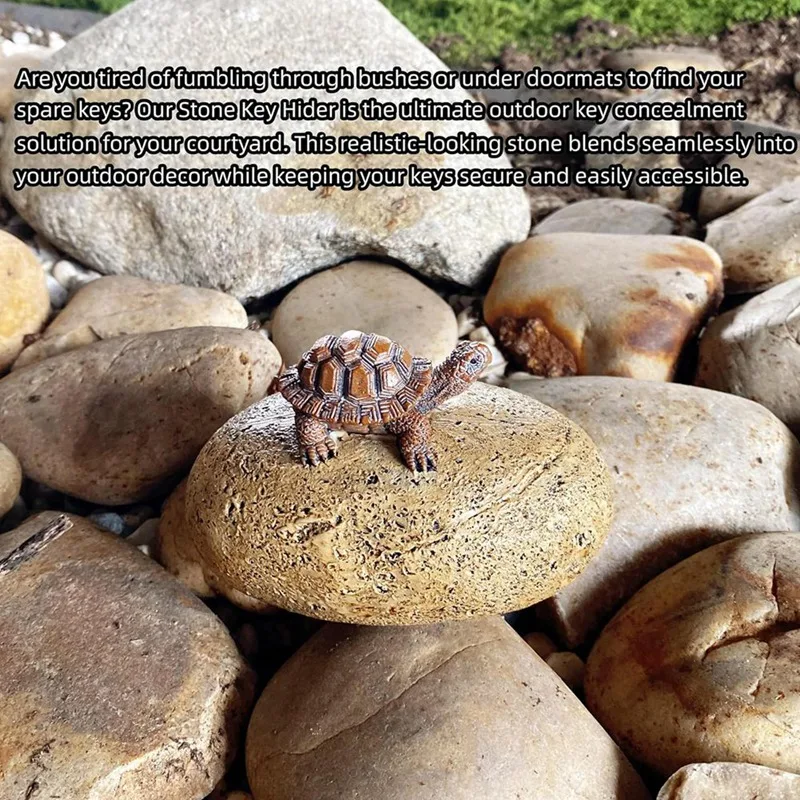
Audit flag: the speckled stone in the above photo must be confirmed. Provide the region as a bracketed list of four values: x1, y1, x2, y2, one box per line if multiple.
[0, 327, 281, 504]
[187, 382, 613, 624]
[0, 512, 255, 799]
[586, 534, 800, 776]
[246, 618, 650, 800]
[271, 260, 458, 365]
[0, 0, 530, 299]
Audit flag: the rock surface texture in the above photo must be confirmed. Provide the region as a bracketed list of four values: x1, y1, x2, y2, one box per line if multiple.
[187, 382, 613, 624]
[586, 533, 800, 776]
[0, 327, 281, 503]
[510, 377, 800, 646]
[0, 512, 255, 800]
[0, 0, 530, 299]
[246, 618, 650, 800]
[657, 762, 800, 799]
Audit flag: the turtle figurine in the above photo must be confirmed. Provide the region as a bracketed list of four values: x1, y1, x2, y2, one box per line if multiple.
[277, 330, 492, 472]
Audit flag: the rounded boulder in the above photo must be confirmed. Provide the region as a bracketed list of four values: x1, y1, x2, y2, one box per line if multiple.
[187, 382, 613, 624]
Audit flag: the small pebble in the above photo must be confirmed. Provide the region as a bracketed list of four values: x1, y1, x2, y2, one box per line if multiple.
[88, 511, 127, 536]
[11, 31, 31, 46]
[32, 237, 60, 271]
[546, 651, 586, 692]
[795, 70, 800, 94]
[523, 631, 558, 660]
[456, 307, 480, 338]
[137, 543, 152, 557]
[468, 325, 496, 345]
[126, 517, 159, 547]
[53, 259, 102, 293]
[46, 274, 68, 308]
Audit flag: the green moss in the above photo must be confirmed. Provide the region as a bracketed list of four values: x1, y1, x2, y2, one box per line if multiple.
[8, 0, 800, 63]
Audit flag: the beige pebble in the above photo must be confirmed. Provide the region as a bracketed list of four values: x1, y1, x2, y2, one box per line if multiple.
[546, 651, 585, 692]
[0, 441, 22, 518]
[523, 631, 558, 660]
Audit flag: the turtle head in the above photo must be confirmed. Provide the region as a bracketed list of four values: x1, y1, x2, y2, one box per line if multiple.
[416, 340, 492, 413]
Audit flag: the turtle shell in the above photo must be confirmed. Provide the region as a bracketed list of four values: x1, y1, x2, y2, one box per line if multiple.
[278, 330, 432, 426]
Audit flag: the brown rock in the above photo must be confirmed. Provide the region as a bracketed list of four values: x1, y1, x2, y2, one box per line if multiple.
[484, 233, 722, 380]
[187, 382, 613, 624]
[657, 762, 800, 799]
[0, 327, 281, 504]
[0, 230, 50, 372]
[586, 533, 800, 776]
[509, 377, 800, 646]
[246, 617, 650, 800]
[0, 512, 255, 799]
[14, 275, 248, 369]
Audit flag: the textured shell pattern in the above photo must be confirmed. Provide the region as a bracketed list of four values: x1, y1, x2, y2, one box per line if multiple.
[280, 332, 433, 425]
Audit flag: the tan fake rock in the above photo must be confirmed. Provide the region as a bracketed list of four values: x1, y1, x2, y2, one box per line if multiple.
[0, 512, 255, 800]
[483, 233, 722, 380]
[13, 275, 248, 369]
[657, 762, 800, 799]
[533, 198, 694, 237]
[509, 377, 800, 646]
[0, 231, 50, 373]
[705, 179, 800, 293]
[0, 327, 280, 504]
[271, 260, 458, 365]
[586, 533, 800, 776]
[156, 479, 275, 612]
[586, 90, 683, 209]
[246, 617, 650, 800]
[696, 277, 800, 433]
[698, 151, 800, 223]
[187, 382, 613, 624]
[0, 441, 22, 517]
[601, 47, 726, 73]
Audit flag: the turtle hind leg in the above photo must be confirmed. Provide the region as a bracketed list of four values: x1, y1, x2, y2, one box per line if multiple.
[387, 412, 436, 473]
[295, 413, 337, 466]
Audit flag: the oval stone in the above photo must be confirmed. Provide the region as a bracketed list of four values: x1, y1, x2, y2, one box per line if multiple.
[0, 327, 281, 504]
[187, 382, 613, 624]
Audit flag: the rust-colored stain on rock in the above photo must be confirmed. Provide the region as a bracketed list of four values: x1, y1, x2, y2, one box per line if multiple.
[494, 315, 578, 377]
[621, 296, 693, 362]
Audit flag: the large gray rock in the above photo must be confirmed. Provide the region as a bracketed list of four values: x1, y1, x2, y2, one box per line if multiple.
[507, 376, 800, 646]
[0, 0, 530, 300]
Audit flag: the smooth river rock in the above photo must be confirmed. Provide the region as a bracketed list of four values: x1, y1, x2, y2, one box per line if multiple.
[0, 327, 281, 503]
[0, 512, 255, 800]
[0, 230, 50, 373]
[508, 377, 800, 646]
[601, 47, 726, 74]
[0, 0, 530, 300]
[14, 275, 248, 369]
[271, 260, 458, 365]
[705, 179, 800, 293]
[246, 617, 650, 800]
[484, 233, 722, 380]
[696, 276, 800, 433]
[533, 198, 694, 236]
[658, 762, 800, 799]
[187, 381, 613, 624]
[0, 441, 22, 517]
[586, 534, 800, 776]
[698, 151, 800, 222]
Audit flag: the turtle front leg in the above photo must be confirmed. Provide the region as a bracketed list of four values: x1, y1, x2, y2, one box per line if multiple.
[387, 411, 436, 473]
[296, 413, 337, 466]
